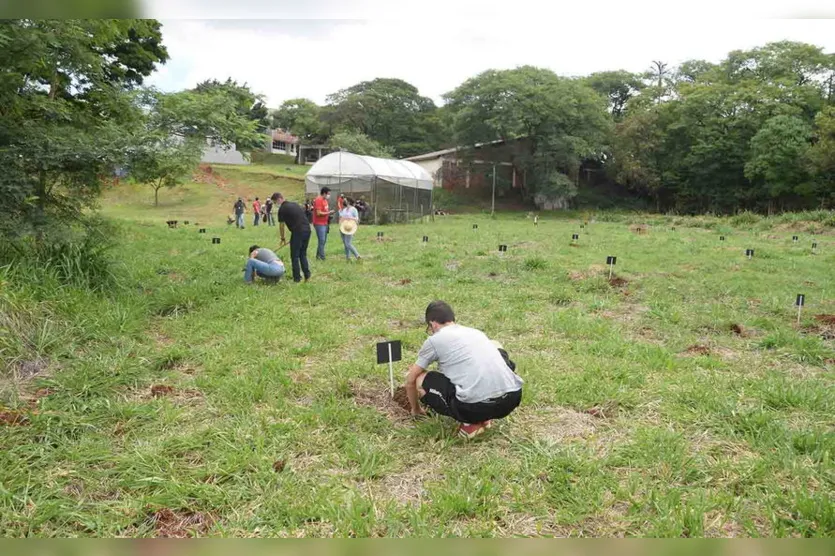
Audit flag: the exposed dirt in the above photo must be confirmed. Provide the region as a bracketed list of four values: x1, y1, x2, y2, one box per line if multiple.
[192, 164, 229, 189]
[398, 278, 412, 285]
[814, 314, 835, 325]
[150, 384, 175, 398]
[568, 270, 585, 281]
[583, 402, 619, 419]
[488, 271, 498, 277]
[351, 383, 410, 422]
[0, 410, 31, 426]
[608, 276, 629, 288]
[150, 508, 214, 538]
[568, 243, 582, 248]
[33, 387, 55, 399]
[685, 344, 711, 356]
[730, 323, 748, 337]
[273, 459, 287, 473]
[392, 386, 411, 412]
[631, 224, 649, 235]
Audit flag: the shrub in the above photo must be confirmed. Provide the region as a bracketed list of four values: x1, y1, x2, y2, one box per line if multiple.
[523, 257, 548, 270]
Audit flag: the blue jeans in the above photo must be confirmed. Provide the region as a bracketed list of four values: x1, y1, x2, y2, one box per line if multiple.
[244, 259, 285, 282]
[314, 224, 328, 260]
[253, 212, 260, 226]
[341, 232, 360, 260]
[236, 213, 245, 228]
[290, 230, 312, 282]
[266, 212, 275, 226]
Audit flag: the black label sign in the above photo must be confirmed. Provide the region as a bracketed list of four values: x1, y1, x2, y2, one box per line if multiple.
[792, 236, 799, 242]
[422, 236, 429, 243]
[746, 249, 754, 257]
[572, 234, 579, 240]
[199, 229, 206, 233]
[166, 220, 178, 228]
[498, 245, 508, 252]
[720, 236, 725, 241]
[473, 224, 478, 230]
[606, 256, 617, 265]
[212, 237, 221, 244]
[812, 242, 818, 249]
[377, 232, 384, 238]
[376, 340, 402, 364]
[796, 294, 805, 307]
[184, 221, 190, 225]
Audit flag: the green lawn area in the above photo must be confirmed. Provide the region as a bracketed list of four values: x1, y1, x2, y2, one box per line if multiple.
[1, 173, 834, 536]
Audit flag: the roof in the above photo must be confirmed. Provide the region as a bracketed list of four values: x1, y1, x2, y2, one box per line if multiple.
[271, 129, 299, 144]
[305, 151, 434, 191]
[404, 139, 508, 162]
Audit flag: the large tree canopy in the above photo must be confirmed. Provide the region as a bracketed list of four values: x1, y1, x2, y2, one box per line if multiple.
[444, 66, 611, 202]
[325, 78, 444, 158]
[0, 19, 168, 236]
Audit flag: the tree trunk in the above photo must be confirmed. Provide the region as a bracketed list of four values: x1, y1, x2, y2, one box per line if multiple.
[154, 186, 160, 206]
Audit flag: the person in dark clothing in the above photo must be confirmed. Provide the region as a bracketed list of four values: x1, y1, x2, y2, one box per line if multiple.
[272, 192, 311, 283]
[265, 198, 275, 226]
[233, 197, 246, 228]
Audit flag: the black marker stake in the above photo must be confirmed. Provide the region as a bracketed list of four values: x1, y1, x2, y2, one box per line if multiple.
[720, 236, 725, 241]
[812, 242, 818, 254]
[473, 224, 478, 230]
[796, 294, 805, 325]
[746, 249, 754, 260]
[376, 340, 402, 397]
[606, 256, 617, 279]
[422, 236, 428, 243]
[571, 233, 579, 244]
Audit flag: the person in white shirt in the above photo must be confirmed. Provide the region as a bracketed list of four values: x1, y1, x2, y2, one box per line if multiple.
[405, 300, 523, 439]
[338, 197, 362, 261]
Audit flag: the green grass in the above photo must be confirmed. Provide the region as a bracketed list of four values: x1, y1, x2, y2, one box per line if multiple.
[1, 173, 834, 537]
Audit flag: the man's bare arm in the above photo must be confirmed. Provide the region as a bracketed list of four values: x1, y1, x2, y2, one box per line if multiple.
[405, 364, 427, 415]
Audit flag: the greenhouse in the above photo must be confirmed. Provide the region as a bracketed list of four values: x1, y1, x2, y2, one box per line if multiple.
[304, 152, 434, 223]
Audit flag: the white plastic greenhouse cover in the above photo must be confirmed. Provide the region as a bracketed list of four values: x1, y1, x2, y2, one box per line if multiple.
[304, 151, 433, 194]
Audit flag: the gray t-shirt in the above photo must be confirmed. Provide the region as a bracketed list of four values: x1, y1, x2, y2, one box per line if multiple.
[254, 248, 282, 266]
[416, 324, 523, 403]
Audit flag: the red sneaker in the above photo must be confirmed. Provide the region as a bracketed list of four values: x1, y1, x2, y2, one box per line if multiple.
[458, 422, 489, 439]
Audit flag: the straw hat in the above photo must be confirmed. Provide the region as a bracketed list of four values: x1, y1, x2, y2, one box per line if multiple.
[339, 219, 358, 235]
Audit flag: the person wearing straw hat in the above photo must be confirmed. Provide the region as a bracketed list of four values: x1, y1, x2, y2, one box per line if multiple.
[338, 197, 362, 261]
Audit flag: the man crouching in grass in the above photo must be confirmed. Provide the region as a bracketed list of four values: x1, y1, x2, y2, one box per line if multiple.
[405, 300, 523, 439]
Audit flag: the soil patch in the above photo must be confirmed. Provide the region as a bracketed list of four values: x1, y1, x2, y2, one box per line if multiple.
[0, 409, 31, 426]
[814, 314, 835, 325]
[273, 459, 287, 473]
[398, 278, 412, 285]
[150, 508, 213, 538]
[684, 344, 711, 356]
[392, 386, 411, 412]
[11, 358, 49, 380]
[351, 383, 410, 423]
[151, 384, 175, 398]
[730, 323, 748, 337]
[608, 276, 629, 288]
[583, 401, 619, 419]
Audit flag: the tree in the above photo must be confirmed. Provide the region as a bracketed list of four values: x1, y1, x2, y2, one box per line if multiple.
[130, 137, 203, 206]
[444, 66, 611, 204]
[809, 107, 835, 207]
[0, 19, 168, 237]
[325, 78, 442, 157]
[744, 115, 813, 213]
[272, 98, 324, 141]
[646, 60, 672, 102]
[192, 78, 270, 149]
[328, 131, 394, 158]
[585, 70, 645, 120]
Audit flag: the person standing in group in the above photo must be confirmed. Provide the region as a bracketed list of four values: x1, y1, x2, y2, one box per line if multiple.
[252, 197, 262, 227]
[234, 197, 246, 229]
[312, 187, 332, 260]
[271, 192, 311, 283]
[337, 193, 346, 213]
[265, 197, 275, 226]
[338, 197, 362, 262]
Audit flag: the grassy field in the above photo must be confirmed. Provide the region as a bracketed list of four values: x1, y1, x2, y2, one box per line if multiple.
[1, 165, 834, 537]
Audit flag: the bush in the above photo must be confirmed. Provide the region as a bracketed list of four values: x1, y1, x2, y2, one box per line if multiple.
[730, 211, 763, 226]
[523, 257, 548, 270]
[249, 152, 297, 165]
[0, 217, 118, 292]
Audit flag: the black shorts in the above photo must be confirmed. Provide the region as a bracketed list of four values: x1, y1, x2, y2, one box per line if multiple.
[420, 371, 522, 424]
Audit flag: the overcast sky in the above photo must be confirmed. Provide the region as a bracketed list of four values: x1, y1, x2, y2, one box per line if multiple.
[142, 1, 835, 108]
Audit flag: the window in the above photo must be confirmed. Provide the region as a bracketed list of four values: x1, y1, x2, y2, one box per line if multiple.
[272, 140, 287, 151]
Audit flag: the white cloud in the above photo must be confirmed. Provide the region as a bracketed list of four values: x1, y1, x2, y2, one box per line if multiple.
[143, 6, 835, 108]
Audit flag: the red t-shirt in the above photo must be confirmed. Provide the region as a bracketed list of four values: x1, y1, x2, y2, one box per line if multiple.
[312, 196, 330, 226]
[253, 200, 261, 213]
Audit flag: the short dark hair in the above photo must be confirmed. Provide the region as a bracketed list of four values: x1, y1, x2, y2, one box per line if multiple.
[255, 197, 259, 200]
[320, 187, 331, 195]
[346, 197, 355, 206]
[249, 245, 259, 255]
[270, 192, 283, 202]
[425, 300, 455, 325]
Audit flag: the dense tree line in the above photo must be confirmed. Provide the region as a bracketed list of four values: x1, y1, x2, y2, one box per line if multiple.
[276, 41, 835, 213]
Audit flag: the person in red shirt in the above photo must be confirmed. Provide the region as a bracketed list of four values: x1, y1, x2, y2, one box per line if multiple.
[337, 193, 345, 212]
[252, 197, 262, 227]
[312, 187, 332, 260]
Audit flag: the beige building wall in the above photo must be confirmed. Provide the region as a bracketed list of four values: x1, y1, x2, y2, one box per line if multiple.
[412, 157, 444, 188]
